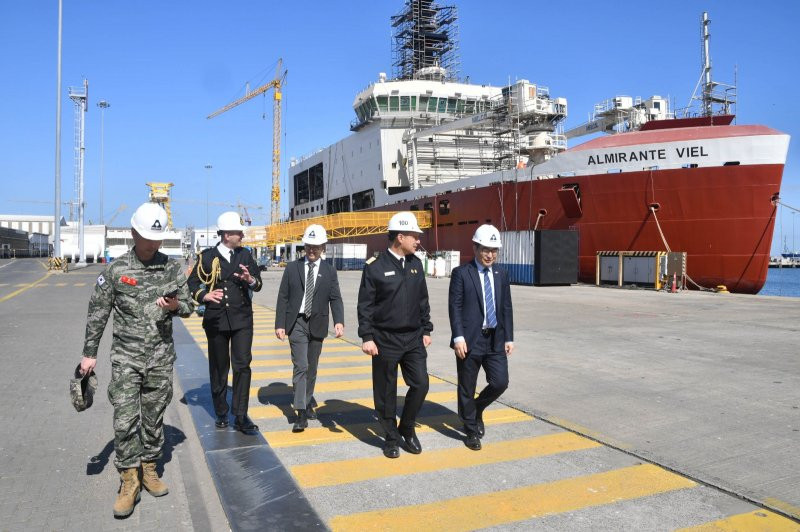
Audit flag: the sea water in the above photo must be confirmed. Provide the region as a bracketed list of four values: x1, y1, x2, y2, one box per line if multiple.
[759, 267, 800, 297]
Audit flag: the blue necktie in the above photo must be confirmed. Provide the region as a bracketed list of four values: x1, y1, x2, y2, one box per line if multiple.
[483, 267, 497, 328]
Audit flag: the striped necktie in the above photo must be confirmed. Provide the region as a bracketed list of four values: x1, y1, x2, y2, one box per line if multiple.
[304, 262, 315, 316]
[483, 267, 497, 328]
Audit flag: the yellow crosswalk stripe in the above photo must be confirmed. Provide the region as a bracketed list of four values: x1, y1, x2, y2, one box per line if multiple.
[265, 408, 530, 448]
[676, 510, 800, 531]
[187, 346, 362, 359]
[250, 375, 447, 399]
[251, 355, 367, 368]
[233, 365, 372, 383]
[248, 390, 458, 420]
[293, 432, 601, 488]
[329, 464, 695, 531]
[74, 282, 86, 286]
[244, 346, 362, 356]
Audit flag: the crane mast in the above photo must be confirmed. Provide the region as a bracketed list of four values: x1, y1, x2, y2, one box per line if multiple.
[207, 59, 286, 225]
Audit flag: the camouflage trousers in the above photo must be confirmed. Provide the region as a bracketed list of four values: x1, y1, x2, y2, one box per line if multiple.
[107, 355, 174, 469]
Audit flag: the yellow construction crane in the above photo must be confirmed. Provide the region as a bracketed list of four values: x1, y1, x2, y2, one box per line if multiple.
[146, 182, 175, 229]
[207, 59, 287, 226]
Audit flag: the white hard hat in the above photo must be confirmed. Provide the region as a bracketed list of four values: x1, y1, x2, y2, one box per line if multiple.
[472, 224, 502, 248]
[302, 224, 328, 245]
[217, 211, 246, 232]
[388, 212, 423, 233]
[130, 202, 168, 240]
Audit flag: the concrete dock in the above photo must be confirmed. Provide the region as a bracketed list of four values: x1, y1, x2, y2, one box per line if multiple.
[1, 257, 799, 530]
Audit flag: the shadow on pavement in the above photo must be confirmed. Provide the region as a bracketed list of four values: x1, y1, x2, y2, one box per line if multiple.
[86, 425, 186, 476]
[180, 383, 216, 419]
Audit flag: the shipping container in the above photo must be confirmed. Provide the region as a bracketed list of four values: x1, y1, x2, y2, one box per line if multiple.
[497, 230, 535, 285]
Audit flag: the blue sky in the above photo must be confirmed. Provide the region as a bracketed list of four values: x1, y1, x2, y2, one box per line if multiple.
[1, 1, 799, 254]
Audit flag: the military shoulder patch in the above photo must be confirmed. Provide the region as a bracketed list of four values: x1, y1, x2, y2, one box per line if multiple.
[366, 257, 377, 265]
[97, 274, 106, 286]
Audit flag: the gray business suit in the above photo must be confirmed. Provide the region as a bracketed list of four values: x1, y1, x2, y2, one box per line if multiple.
[275, 258, 345, 410]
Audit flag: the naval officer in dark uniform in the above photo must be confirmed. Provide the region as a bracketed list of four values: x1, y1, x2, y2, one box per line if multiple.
[187, 211, 263, 435]
[357, 212, 433, 458]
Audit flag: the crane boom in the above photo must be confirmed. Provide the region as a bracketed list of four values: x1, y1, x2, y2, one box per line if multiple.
[207, 58, 285, 225]
[206, 80, 279, 119]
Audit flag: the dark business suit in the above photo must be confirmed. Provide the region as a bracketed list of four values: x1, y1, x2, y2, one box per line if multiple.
[187, 245, 262, 418]
[448, 260, 514, 437]
[275, 258, 344, 410]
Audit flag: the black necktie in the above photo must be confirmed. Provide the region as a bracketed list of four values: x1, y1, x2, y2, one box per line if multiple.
[400, 257, 405, 269]
[304, 262, 315, 315]
[229, 250, 233, 262]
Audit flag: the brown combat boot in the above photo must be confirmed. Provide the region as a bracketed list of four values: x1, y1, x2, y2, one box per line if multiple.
[113, 467, 141, 518]
[141, 461, 169, 497]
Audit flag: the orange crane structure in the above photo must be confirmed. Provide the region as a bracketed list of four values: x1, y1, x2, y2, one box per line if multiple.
[207, 59, 287, 226]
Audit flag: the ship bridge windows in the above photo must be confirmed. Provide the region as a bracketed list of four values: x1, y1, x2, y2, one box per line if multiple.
[352, 189, 375, 211]
[377, 96, 388, 112]
[437, 98, 447, 113]
[389, 96, 399, 112]
[400, 96, 411, 111]
[419, 95, 428, 110]
[447, 98, 457, 113]
[427, 97, 438, 112]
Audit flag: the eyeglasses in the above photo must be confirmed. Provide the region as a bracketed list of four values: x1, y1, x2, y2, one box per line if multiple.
[478, 247, 499, 255]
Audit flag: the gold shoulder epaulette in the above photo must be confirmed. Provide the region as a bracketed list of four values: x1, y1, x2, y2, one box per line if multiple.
[366, 256, 377, 265]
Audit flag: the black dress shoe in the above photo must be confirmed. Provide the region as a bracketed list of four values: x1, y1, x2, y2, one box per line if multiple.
[383, 442, 400, 459]
[234, 415, 259, 435]
[292, 410, 308, 433]
[215, 415, 229, 428]
[305, 405, 317, 420]
[465, 434, 482, 451]
[400, 432, 422, 454]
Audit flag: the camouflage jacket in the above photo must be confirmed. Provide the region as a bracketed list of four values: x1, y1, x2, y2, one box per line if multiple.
[82, 249, 193, 362]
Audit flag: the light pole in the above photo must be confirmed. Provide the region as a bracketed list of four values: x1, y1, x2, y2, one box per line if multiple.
[204, 164, 212, 247]
[97, 100, 110, 224]
[792, 211, 796, 255]
[53, 0, 63, 258]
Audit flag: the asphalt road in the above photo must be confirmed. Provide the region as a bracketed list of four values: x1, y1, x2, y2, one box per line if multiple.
[0, 259, 228, 530]
[3, 257, 799, 529]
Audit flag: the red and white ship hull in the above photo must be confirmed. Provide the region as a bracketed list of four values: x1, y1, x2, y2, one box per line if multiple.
[345, 124, 790, 294]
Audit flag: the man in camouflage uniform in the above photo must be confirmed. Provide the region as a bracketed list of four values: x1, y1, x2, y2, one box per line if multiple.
[79, 202, 193, 518]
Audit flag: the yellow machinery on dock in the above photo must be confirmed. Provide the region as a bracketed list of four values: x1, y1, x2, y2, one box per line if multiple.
[596, 250, 687, 291]
[244, 211, 432, 248]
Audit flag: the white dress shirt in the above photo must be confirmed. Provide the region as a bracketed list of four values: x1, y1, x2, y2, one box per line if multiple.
[298, 257, 321, 315]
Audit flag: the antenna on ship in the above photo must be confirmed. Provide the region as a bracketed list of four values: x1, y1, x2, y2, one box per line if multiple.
[685, 12, 736, 119]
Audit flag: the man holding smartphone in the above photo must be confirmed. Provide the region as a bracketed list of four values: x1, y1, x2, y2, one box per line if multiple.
[79, 202, 194, 518]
